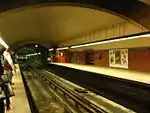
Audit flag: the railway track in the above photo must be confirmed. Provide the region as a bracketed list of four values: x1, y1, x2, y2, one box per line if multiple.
[31, 69, 107, 113]
[46, 64, 150, 113]
[28, 67, 135, 113]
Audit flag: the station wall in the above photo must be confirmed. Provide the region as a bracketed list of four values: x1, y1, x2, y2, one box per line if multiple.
[54, 15, 150, 72]
[54, 50, 70, 63]
[54, 47, 150, 72]
[128, 48, 150, 71]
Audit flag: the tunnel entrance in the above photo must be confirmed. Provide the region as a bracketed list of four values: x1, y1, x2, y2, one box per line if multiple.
[15, 44, 49, 68]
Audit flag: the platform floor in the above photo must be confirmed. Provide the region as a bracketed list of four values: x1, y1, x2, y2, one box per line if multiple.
[51, 63, 150, 84]
[7, 64, 31, 113]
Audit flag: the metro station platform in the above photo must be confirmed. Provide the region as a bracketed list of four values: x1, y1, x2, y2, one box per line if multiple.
[51, 63, 150, 84]
[7, 64, 31, 113]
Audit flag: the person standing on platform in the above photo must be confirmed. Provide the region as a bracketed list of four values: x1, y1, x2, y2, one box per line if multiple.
[0, 57, 5, 113]
[3, 48, 15, 85]
[0, 55, 11, 112]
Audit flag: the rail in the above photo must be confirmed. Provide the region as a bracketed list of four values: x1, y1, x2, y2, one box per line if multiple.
[47, 64, 150, 113]
[30, 68, 110, 113]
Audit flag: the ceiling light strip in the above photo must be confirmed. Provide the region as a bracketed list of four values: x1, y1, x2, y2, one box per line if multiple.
[70, 34, 150, 49]
[49, 48, 54, 51]
[57, 47, 69, 50]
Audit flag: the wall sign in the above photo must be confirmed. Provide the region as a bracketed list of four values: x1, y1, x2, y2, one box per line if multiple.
[109, 49, 128, 68]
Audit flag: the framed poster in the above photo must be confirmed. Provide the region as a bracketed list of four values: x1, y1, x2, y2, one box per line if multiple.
[109, 49, 128, 69]
[109, 50, 115, 66]
[121, 49, 128, 67]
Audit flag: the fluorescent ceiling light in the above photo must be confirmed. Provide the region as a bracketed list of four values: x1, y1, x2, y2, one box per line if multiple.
[49, 48, 54, 51]
[34, 53, 37, 55]
[57, 47, 69, 50]
[0, 36, 9, 48]
[71, 34, 150, 49]
[35, 45, 38, 48]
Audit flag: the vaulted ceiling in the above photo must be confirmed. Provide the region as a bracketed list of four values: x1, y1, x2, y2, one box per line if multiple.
[139, 0, 150, 5]
[0, 5, 125, 49]
[0, 0, 148, 51]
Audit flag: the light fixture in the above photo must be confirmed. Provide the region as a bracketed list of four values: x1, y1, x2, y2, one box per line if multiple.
[70, 33, 150, 49]
[60, 52, 64, 57]
[49, 48, 54, 51]
[57, 47, 69, 50]
[0, 36, 9, 48]
[35, 45, 38, 48]
[34, 53, 37, 55]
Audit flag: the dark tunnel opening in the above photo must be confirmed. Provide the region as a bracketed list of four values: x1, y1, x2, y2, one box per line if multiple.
[15, 44, 49, 68]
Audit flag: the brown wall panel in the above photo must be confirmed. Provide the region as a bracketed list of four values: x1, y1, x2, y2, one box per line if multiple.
[128, 48, 150, 72]
[56, 48, 150, 72]
[94, 50, 109, 67]
[79, 51, 86, 64]
[70, 51, 85, 64]
[64, 51, 70, 63]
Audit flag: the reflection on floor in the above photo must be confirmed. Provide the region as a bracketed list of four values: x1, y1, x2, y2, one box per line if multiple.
[51, 63, 150, 84]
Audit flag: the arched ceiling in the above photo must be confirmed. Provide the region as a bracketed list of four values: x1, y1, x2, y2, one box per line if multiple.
[0, 5, 125, 49]
[139, 0, 150, 5]
[0, 0, 149, 50]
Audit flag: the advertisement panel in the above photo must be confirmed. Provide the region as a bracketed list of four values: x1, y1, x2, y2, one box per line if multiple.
[109, 49, 128, 68]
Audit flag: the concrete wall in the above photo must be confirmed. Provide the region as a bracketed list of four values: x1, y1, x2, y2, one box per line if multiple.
[60, 21, 148, 46]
